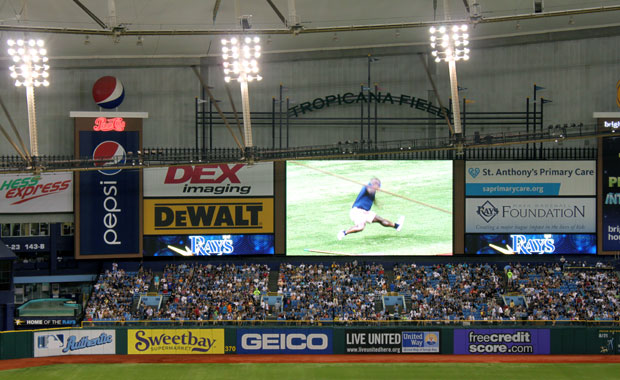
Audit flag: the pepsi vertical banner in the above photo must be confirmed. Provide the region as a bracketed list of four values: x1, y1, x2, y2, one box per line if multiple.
[603, 136, 620, 251]
[74, 113, 144, 258]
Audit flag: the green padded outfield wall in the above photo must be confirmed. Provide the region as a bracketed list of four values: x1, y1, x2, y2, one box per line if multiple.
[0, 330, 33, 359]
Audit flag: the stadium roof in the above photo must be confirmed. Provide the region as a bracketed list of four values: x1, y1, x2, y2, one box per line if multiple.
[0, 0, 619, 59]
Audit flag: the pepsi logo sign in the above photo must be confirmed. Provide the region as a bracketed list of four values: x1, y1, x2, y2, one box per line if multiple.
[92, 76, 125, 109]
[93, 141, 126, 175]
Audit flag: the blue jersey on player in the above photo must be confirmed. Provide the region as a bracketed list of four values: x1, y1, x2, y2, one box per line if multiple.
[352, 184, 375, 211]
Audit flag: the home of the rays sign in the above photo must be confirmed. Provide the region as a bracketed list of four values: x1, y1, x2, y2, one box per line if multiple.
[287, 91, 452, 118]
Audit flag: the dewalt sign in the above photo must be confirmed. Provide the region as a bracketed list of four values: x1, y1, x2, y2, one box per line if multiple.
[144, 198, 274, 235]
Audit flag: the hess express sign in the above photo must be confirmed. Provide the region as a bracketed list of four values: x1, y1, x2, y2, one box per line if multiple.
[143, 163, 274, 197]
[0, 172, 73, 213]
[144, 198, 274, 235]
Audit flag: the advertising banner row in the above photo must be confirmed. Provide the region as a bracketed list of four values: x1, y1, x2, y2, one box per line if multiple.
[0, 163, 275, 215]
[73, 122, 275, 257]
[465, 160, 597, 255]
[1, 156, 604, 256]
[37, 328, 598, 356]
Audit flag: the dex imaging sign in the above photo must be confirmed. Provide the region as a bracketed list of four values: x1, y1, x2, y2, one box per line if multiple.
[143, 162, 273, 197]
[466, 198, 596, 233]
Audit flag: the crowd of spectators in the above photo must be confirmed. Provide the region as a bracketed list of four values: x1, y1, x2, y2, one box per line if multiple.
[85, 264, 153, 321]
[394, 263, 504, 321]
[84, 261, 620, 323]
[157, 263, 270, 321]
[277, 261, 386, 321]
[515, 262, 620, 321]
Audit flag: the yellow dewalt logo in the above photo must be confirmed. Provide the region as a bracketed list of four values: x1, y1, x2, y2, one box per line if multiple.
[144, 198, 273, 235]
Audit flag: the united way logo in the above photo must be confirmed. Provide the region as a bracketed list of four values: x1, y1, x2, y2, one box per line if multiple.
[468, 167, 480, 178]
[476, 200, 499, 223]
[425, 333, 438, 346]
[93, 141, 126, 175]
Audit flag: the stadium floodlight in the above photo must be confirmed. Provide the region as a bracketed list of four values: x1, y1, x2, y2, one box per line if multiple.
[6, 38, 50, 157]
[428, 25, 470, 135]
[429, 24, 469, 63]
[221, 36, 262, 148]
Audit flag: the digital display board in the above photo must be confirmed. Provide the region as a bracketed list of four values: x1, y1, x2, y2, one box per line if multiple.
[143, 234, 274, 256]
[603, 136, 620, 250]
[465, 233, 596, 255]
[286, 160, 452, 256]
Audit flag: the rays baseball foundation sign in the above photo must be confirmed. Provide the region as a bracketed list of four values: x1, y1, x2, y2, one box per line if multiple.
[466, 198, 596, 233]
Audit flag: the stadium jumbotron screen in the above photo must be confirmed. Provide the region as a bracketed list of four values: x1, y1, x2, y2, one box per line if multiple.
[286, 160, 453, 256]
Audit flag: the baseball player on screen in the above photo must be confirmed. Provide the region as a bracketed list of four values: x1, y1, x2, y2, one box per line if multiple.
[337, 177, 404, 240]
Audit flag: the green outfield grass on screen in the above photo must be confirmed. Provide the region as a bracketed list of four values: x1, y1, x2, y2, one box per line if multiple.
[286, 160, 453, 256]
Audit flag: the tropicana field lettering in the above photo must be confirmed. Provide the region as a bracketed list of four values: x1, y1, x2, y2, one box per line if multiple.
[288, 91, 451, 118]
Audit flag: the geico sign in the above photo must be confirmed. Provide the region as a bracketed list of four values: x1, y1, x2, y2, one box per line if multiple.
[241, 333, 329, 351]
[165, 164, 244, 184]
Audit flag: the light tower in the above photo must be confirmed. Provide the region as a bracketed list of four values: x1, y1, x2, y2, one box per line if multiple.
[221, 36, 262, 149]
[429, 24, 469, 135]
[7, 38, 50, 157]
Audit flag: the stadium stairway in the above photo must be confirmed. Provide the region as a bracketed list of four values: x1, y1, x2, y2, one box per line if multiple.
[268, 268, 280, 292]
[384, 268, 395, 291]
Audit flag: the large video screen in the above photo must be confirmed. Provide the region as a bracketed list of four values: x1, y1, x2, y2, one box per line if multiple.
[286, 160, 452, 256]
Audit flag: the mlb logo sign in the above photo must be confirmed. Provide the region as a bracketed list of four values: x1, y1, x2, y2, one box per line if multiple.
[73, 114, 144, 258]
[37, 334, 65, 349]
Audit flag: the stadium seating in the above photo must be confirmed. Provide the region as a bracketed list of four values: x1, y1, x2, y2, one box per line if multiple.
[84, 261, 620, 323]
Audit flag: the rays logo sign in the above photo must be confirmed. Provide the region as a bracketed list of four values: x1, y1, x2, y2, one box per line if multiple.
[476, 200, 499, 223]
